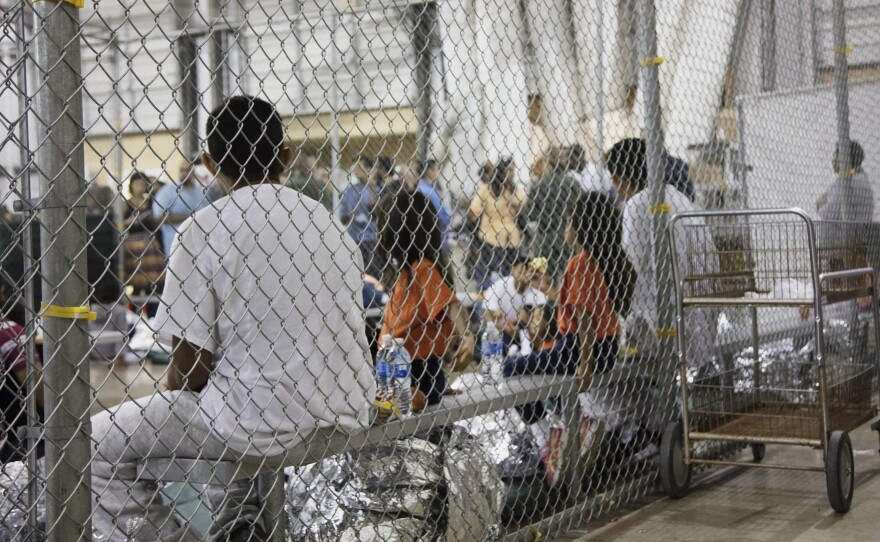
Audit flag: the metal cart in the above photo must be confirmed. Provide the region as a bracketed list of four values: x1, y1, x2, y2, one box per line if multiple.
[661, 208, 880, 513]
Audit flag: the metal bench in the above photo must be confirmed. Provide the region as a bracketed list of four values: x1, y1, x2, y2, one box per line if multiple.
[134, 375, 579, 541]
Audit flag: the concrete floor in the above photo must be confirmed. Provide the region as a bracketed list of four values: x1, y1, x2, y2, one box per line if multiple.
[557, 421, 880, 542]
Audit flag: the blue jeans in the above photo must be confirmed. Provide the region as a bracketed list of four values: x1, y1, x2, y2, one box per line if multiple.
[505, 334, 618, 424]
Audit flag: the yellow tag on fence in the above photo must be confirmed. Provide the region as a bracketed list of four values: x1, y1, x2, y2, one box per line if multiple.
[648, 203, 671, 214]
[40, 303, 97, 321]
[640, 56, 666, 67]
[32, 0, 84, 7]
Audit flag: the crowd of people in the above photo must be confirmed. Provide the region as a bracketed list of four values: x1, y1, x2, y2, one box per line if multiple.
[3, 89, 875, 538]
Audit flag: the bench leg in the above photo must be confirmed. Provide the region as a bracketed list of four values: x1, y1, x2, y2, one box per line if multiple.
[255, 471, 288, 542]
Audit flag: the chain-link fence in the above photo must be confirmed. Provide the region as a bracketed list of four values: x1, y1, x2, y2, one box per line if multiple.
[1, 0, 879, 540]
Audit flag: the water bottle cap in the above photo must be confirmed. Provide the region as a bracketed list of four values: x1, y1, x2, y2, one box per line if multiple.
[382, 334, 393, 347]
[393, 337, 406, 347]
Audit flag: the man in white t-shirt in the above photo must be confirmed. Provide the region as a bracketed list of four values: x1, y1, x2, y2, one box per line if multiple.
[484, 255, 548, 338]
[608, 138, 718, 368]
[90, 96, 375, 540]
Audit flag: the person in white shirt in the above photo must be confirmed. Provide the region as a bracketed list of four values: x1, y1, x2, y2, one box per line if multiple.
[90, 96, 375, 540]
[608, 138, 717, 368]
[817, 140, 874, 222]
[566, 144, 616, 200]
[484, 255, 549, 339]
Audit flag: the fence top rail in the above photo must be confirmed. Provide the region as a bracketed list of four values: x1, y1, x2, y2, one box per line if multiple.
[135, 373, 580, 484]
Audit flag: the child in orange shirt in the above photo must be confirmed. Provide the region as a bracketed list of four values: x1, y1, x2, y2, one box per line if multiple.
[379, 191, 475, 411]
[505, 192, 634, 388]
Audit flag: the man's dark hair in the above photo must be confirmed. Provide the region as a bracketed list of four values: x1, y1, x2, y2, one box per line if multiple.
[376, 156, 395, 176]
[837, 140, 866, 170]
[206, 96, 285, 181]
[606, 138, 647, 192]
[418, 158, 438, 178]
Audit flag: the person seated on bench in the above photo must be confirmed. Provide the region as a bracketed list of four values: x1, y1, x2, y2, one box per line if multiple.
[378, 191, 474, 412]
[89, 96, 376, 541]
[483, 254, 548, 346]
[505, 192, 635, 419]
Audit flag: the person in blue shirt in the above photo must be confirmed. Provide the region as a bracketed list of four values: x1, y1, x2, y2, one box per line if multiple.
[339, 155, 383, 276]
[152, 162, 210, 257]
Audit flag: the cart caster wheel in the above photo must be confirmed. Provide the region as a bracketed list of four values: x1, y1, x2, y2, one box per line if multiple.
[826, 431, 854, 513]
[751, 443, 766, 463]
[660, 421, 692, 499]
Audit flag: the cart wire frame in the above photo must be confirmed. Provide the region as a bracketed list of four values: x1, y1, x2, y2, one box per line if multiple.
[666, 208, 880, 476]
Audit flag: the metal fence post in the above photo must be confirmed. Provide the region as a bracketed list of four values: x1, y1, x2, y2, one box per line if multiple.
[410, 1, 439, 162]
[638, 0, 676, 421]
[174, 0, 200, 161]
[31, 1, 92, 539]
[831, 0, 853, 224]
[15, 4, 40, 536]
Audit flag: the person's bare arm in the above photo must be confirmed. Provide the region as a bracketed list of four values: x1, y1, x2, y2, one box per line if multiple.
[576, 308, 596, 392]
[13, 365, 44, 408]
[484, 308, 514, 335]
[164, 336, 214, 392]
[444, 300, 475, 372]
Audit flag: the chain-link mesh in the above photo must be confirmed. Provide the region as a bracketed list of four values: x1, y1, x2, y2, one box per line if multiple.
[1, 0, 879, 540]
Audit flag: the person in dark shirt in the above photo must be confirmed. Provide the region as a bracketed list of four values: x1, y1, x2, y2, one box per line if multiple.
[664, 153, 695, 202]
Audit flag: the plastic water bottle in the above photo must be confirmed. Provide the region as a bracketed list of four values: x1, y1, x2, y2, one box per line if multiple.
[391, 338, 413, 416]
[481, 322, 504, 385]
[375, 335, 393, 401]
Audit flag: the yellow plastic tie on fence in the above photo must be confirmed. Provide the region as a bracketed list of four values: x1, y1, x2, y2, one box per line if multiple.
[620, 346, 639, 358]
[527, 525, 543, 541]
[640, 55, 665, 67]
[655, 327, 677, 338]
[40, 303, 97, 321]
[648, 203, 671, 214]
[32, 0, 84, 7]
[834, 44, 854, 55]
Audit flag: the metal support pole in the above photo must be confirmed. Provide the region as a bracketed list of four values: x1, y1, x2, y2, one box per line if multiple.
[174, 0, 200, 161]
[15, 4, 40, 536]
[593, 0, 605, 170]
[32, 1, 92, 539]
[760, 0, 777, 91]
[638, 0, 676, 421]
[831, 0, 853, 224]
[111, 38, 126, 284]
[410, 2, 437, 161]
[328, 1, 343, 200]
[810, 0, 821, 85]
